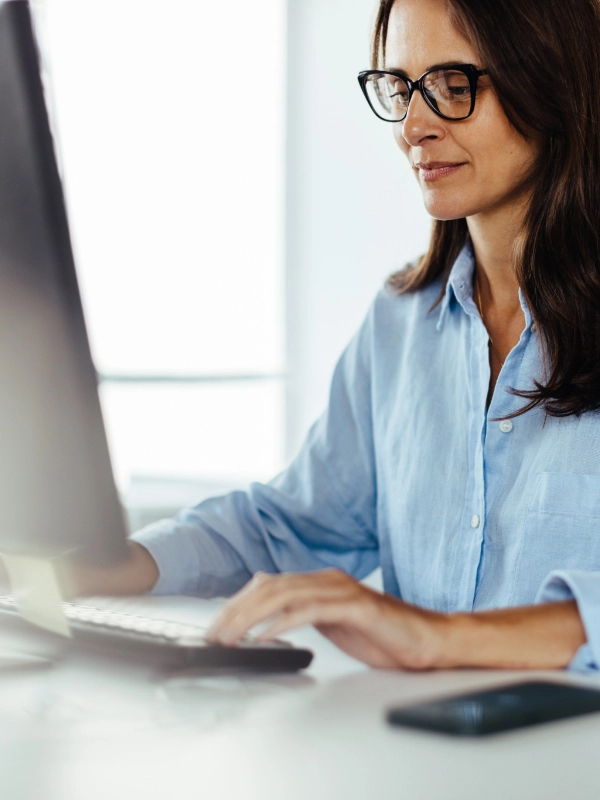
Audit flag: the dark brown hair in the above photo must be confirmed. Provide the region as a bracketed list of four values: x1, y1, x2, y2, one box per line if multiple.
[375, 0, 600, 417]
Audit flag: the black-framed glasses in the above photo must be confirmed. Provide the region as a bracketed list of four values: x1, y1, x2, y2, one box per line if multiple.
[357, 64, 488, 122]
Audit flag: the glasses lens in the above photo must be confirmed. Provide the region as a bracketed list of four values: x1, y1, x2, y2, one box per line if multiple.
[364, 72, 410, 121]
[422, 69, 473, 119]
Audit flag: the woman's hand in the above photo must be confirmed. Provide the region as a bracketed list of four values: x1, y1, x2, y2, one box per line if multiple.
[54, 542, 159, 599]
[206, 568, 588, 670]
[206, 569, 450, 669]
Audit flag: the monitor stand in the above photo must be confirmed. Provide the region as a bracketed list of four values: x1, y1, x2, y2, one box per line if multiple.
[0, 554, 69, 667]
[1, 554, 70, 636]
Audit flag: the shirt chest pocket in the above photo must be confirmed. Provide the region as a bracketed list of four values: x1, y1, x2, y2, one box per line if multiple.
[513, 472, 600, 601]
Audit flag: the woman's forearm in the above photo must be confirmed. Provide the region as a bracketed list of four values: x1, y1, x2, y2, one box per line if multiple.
[441, 600, 587, 670]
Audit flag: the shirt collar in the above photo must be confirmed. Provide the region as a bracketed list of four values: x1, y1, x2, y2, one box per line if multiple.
[436, 240, 534, 331]
[518, 286, 533, 329]
[436, 241, 476, 331]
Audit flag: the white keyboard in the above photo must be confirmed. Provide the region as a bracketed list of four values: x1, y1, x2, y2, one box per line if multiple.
[0, 596, 314, 671]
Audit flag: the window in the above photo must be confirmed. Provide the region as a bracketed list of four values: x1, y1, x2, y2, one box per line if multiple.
[37, 1, 286, 511]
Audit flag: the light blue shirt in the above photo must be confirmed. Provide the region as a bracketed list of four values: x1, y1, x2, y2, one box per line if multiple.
[133, 243, 600, 672]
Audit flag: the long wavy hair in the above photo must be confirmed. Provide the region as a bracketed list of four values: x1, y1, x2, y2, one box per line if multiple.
[375, 0, 600, 417]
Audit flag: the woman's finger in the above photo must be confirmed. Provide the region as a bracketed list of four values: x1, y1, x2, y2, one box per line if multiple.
[207, 571, 301, 640]
[256, 601, 349, 641]
[207, 570, 358, 644]
[210, 583, 349, 644]
[207, 571, 271, 629]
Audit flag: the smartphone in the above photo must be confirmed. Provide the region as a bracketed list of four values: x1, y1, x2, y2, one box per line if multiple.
[386, 680, 600, 736]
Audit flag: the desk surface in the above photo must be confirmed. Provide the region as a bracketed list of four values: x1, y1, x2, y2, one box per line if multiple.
[1, 595, 599, 800]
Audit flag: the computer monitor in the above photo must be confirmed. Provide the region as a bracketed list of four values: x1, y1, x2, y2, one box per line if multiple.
[0, 0, 129, 567]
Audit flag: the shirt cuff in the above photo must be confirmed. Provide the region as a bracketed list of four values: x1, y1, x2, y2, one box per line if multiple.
[536, 570, 600, 672]
[130, 518, 202, 596]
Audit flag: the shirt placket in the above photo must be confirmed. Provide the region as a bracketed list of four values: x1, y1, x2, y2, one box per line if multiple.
[481, 301, 534, 544]
[451, 308, 489, 610]
[448, 279, 535, 610]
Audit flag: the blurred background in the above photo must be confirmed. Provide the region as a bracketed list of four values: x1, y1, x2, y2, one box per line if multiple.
[31, 0, 431, 530]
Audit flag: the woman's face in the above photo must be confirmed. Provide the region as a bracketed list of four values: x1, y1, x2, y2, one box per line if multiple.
[387, 0, 537, 221]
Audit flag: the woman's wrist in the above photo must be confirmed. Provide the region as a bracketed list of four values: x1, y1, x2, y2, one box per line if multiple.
[436, 601, 587, 670]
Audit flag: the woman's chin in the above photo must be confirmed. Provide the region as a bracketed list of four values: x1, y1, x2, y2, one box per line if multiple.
[422, 197, 475, 222]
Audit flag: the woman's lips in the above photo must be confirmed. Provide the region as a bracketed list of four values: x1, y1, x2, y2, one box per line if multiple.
[415, 162, 466, 181]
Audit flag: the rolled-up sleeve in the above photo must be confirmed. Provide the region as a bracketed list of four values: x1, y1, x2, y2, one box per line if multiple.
[536, 570, 600, 672]
[131, 302, 380, 597]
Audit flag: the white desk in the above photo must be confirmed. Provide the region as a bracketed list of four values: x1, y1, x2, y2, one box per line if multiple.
[1, 595, 599, 800]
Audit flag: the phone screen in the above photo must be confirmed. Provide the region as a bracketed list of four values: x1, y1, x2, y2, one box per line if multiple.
[386, 680, 600, 736]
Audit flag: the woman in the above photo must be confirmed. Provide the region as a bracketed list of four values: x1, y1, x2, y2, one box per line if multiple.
[73, 0, 600, 671]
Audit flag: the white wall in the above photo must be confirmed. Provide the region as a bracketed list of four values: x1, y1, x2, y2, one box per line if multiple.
[40, 0, 287, 491]
[285, 0, 432, 457]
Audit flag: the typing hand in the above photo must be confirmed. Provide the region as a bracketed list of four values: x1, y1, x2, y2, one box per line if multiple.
[206, 569, 448, 669]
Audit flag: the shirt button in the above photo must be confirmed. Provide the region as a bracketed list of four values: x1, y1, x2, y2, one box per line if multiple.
[471, 515, 480, 528]
[499, 420, 513, 433]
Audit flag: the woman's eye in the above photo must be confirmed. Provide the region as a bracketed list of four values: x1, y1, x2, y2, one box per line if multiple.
[446, 85, 470, 97]
[389, 90, 409, 104]
[439, 72, 471, 99]
[426, 70, 472, 102]
[381, 77, 409, 106]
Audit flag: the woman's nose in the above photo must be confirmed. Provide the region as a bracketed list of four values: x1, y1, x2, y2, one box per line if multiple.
[400, 90, 446, 147]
